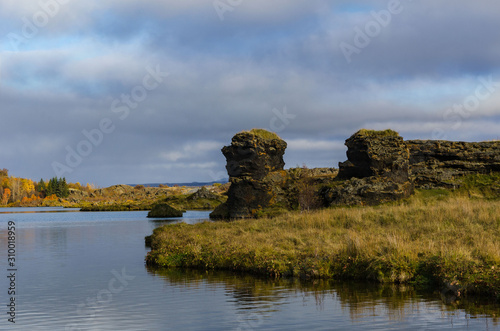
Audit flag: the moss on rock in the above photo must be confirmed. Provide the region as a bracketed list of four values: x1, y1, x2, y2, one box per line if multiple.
[356, 129, 400, 137]
[148, 203, 184, 218]
[244, 128, 282, 140]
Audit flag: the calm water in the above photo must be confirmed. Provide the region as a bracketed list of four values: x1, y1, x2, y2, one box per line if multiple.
[1, 208, 499, 330]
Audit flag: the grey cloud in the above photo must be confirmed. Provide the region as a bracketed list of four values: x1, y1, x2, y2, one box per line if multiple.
[1, 0, 499, 186]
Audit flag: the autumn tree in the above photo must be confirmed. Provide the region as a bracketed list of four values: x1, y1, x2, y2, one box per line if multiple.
[21, 178, 35, 196]
[1, 177, 10, 189]
[2, 188, 11, 205]
[9, 178, 21, 202]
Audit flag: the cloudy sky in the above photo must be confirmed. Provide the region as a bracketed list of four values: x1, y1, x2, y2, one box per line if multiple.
[1, 0, 500, 187]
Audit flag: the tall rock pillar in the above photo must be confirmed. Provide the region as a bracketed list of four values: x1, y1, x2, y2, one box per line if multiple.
[210, 129, 287, 219]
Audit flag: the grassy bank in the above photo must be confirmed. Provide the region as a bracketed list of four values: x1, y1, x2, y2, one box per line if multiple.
[79, 201, 154, 211]
[146, 192, 500, 300]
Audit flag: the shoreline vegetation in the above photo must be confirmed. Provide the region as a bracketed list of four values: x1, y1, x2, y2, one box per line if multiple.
[146, 182, 500, 301]
[0, 168, 229, 212]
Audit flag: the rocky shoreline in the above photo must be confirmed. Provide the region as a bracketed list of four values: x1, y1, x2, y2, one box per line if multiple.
[145, 128, 500, 301]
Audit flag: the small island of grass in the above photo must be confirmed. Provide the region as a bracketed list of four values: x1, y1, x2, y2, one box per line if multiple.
[146, 188, 500, 301]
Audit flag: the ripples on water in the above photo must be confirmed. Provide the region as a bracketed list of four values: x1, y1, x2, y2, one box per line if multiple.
[0, 208, 499, 330]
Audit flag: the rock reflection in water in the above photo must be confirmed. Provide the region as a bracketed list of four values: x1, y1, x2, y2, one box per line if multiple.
[146, 267, 500, 329]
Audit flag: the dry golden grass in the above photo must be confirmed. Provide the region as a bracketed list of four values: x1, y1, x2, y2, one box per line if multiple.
[147, 192, 500, 299]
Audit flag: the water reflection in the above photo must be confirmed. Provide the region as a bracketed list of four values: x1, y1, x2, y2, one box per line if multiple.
[147, 267, 500, 329]
[147, 210, 212, 225]
[2, 207, 499, 330]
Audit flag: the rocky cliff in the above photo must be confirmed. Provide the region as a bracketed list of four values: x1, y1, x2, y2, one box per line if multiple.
[408, 140, 500, 188]
[338, 129, 409, 183]
[211, 128, 499, 219]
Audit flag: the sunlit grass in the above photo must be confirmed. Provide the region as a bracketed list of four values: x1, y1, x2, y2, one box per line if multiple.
[242, 128, 282, 140]
[355, 128, 400, 137]
[147, 192, 500, 299]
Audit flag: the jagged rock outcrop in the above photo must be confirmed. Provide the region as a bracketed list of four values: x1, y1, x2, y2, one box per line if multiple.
[338, 129, 409, 183]
[188, 187, 220, 201]
[222, 130, 287, 180]
[148, 203, 183, 218]
[408, 140, 500, 188]
[68, 188, 89, 198]
[210, 129, 288, 219]
[324, 130, 413, 206]
[210, 128, 499, 218]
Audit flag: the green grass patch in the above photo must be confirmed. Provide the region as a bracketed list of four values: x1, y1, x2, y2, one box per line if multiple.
[243, 128, 282, 140]
[457, 173, 500, 198]
[355, 129, 400, 137]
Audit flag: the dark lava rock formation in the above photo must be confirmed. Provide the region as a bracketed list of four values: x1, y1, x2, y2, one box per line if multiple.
[188, 187, 221, 201]
[408, 140, 500, 188]
[210, 128, 499, 219]
[338, 129, 409, 183]
[148, 203, 183, 218]
[210, 129, 288, 219]
[323, 129, 413, 206]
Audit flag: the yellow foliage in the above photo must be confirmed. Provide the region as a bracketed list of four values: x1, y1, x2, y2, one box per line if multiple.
[21, 178, 35, 194]
[45, 194, 58, 201]
[2, 188, 11, 204]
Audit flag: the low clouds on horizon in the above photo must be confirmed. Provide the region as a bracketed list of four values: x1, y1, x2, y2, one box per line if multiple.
[1, 0, 500, 186]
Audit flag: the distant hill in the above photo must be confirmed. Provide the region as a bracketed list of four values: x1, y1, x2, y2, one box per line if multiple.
[128, 178, 229, 188]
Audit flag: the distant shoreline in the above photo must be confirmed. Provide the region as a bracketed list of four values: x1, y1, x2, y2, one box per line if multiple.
[127, 179, 228, 188]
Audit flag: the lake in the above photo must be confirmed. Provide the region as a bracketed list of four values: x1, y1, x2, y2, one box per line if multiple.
[1, 208, 499, 330]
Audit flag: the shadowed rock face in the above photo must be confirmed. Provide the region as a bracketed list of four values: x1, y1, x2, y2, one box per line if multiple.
[338, 131, 409, 184]
[222, 132, 287, 180]
[325, 130, 413, 206]
[321, 177, 413, 206]
[210, 130, 288, 219]
[408, 140, 500, 188]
